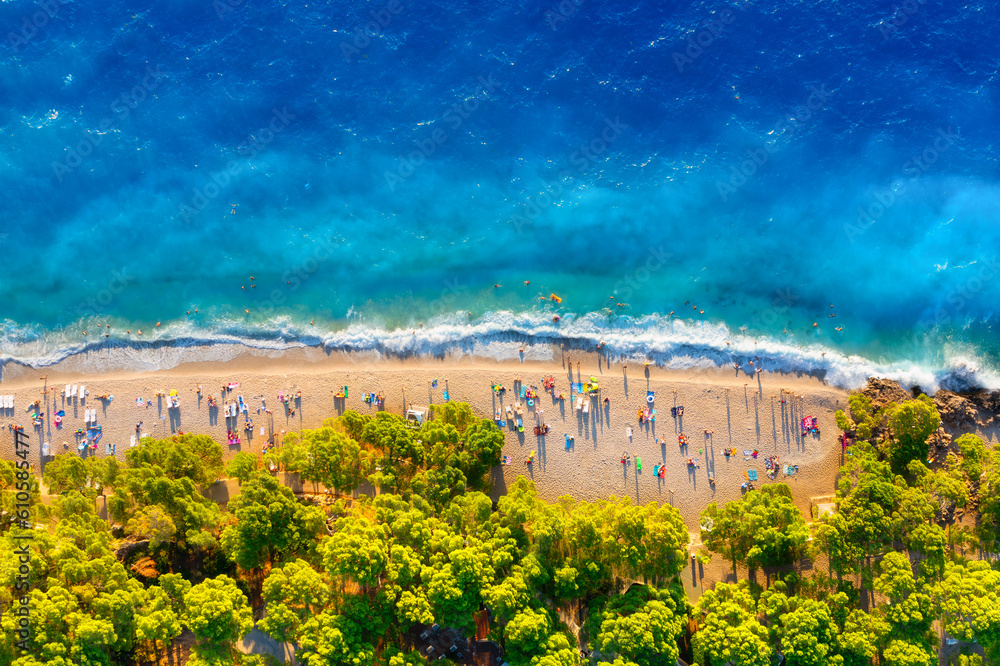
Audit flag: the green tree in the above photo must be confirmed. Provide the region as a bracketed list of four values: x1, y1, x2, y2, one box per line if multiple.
[126, 434, 224, 487]
[937, 561, 1000, 658]
[769, 596, 838, 666]
[226, 452, 259, 485]
[594, 586, 685, 666]
[291, 424, 364, 493]
[954, 434, 988, 483]
[837, 609, 888, 666]
[874, 553, 934, 646]
[701, 484, 808, 575]
[112, 464, 221, 551]
[506, 607, 552, 664]
[135, 585, 183, 664]
[125, 505, 177, 550]
[886, 396, 940, 470]
[220, 472, 325, 576]
[835, 393, 881, 440]
[259, 559, 331, 643]
[978, 448, 1000, 553]
[42, 454, 116, 500]
[297, 610, 375, 666]
[183, 575, 254, 662]
[882, 639, 933, 666]
[321, 515, 389, 590]
[693, 582, 771, 666]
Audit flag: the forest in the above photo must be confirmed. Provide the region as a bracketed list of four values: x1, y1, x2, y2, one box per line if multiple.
[1, 389, 999, 666]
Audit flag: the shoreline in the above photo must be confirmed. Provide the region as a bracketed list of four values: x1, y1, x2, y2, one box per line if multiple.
[0, 346, 850, 530]
[1, 312, 997, 394]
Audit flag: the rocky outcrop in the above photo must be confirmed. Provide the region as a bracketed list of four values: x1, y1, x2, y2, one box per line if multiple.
[860, 378, 911, 411]
[933, 391, 983, 432]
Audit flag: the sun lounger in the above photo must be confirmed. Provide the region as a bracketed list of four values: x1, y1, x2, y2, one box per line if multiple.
[575, 397, 583, 411]
[70, 385, 77, 398]
[582, 400, 589, 414]
[80, 386, 86, 401]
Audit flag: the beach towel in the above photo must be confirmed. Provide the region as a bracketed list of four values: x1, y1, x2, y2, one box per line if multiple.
[443, 390, 449, 401]
[519, 385, 526, 398]
[647, 391, 655, 403]
[748, 469, 758, 481]
[432, 380, 438, 388]
[572, 382, 583, 393]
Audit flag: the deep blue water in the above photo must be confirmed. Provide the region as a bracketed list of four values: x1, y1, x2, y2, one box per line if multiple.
[2, 0, 999, 390]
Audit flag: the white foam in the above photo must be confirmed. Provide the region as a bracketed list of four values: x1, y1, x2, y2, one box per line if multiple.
[0, 310, 996, 394]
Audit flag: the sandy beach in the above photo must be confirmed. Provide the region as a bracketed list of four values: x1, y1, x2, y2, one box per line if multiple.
[0, 346, 850, 531]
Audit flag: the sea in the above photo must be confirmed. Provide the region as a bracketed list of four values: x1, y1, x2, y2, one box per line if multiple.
[2, 0, 999, 392]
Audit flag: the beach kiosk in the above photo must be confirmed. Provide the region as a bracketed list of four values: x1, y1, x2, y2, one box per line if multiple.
[405, 408, 427, 428]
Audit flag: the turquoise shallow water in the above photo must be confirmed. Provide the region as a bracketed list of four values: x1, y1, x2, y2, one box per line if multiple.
[1, 0, 999, 390]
